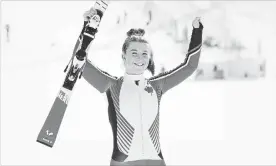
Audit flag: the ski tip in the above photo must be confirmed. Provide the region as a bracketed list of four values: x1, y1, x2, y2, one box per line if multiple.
[94, 0, 110, 13]
[99, 0, 110, 5]
[36, 139, 53, 148]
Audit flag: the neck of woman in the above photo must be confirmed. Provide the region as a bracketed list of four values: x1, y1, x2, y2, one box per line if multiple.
[124, 72, 144, 81]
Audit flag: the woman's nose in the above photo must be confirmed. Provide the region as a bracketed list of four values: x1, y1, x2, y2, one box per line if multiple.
[135, 54, 142, 59]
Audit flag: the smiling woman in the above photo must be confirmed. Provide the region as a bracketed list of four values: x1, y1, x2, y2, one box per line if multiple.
[121, 28, 155, 75]
[78, 7, 203, 165]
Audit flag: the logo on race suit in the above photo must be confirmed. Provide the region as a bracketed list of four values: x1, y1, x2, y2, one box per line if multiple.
[144, 81, 153, 95]
[58, 90, 69, 104]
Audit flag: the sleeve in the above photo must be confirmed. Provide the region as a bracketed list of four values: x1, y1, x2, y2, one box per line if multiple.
[76, 21, 117, 93]
[149, 22, 203, 94]
[82, 59, 117, 93]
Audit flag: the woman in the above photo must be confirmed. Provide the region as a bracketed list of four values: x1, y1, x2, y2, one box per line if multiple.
[77, 8, 203, 166]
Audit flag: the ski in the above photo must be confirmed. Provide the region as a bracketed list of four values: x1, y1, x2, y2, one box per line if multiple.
[37, 0, 109, 148]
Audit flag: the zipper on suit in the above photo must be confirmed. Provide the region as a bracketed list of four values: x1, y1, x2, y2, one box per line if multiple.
[138, 83, 144, 156]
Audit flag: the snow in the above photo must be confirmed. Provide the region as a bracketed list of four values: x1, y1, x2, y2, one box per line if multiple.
[1, 1, 276, 165]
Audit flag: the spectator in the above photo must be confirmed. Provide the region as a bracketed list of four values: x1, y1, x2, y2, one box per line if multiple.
[213, 65, 224, 80]
[146, 10, 152, 26]
[5, 24, 10, 42]
[160, 66, 166, 73]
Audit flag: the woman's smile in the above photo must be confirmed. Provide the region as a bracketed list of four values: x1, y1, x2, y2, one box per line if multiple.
[134, 62, 145, 67]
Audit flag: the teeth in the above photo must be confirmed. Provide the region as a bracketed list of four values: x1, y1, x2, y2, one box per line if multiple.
[135, 63, 144, 66]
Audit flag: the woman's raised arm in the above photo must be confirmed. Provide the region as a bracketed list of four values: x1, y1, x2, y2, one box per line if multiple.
[78, 8, 118, 93]
[149, 17, 203, 94]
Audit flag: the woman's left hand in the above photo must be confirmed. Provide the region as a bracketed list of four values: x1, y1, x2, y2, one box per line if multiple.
[192, 17, 201, 28]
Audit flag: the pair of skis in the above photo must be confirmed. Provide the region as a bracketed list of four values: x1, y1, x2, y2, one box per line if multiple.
[37, 0, 109, 148]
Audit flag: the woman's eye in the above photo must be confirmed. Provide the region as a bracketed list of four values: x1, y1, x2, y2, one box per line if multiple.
[132, 52, 138, 56]
[142, 53, 148, 57]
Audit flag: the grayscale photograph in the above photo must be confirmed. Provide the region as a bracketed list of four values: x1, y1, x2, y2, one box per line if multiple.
[1, 1, 276, 165]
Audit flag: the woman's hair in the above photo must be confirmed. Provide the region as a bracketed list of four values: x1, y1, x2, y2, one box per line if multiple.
[122, 28, 155, 76]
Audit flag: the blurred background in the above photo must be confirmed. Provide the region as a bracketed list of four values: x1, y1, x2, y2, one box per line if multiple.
[1, 1, 276, 165]
[2, 1, 276, 80]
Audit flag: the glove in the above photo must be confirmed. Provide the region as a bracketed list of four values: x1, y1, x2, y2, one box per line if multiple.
[192, 17, 203, 29]
[83, 7, 101, 29]
[83, 8, 97, 21]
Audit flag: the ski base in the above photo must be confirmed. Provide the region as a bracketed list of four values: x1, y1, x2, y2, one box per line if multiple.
[36, 139, 53, 148]
[37, 0, 109, 148]
[37, 87, 72, 147]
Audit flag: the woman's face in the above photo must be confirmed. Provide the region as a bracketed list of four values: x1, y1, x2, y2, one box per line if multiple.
[123, 42, 151, 75]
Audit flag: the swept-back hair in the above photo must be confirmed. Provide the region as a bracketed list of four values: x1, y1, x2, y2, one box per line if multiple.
[122, 28, 155, 76]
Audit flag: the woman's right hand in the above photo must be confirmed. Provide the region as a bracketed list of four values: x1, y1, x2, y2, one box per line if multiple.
[83, 7, 97, 21]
